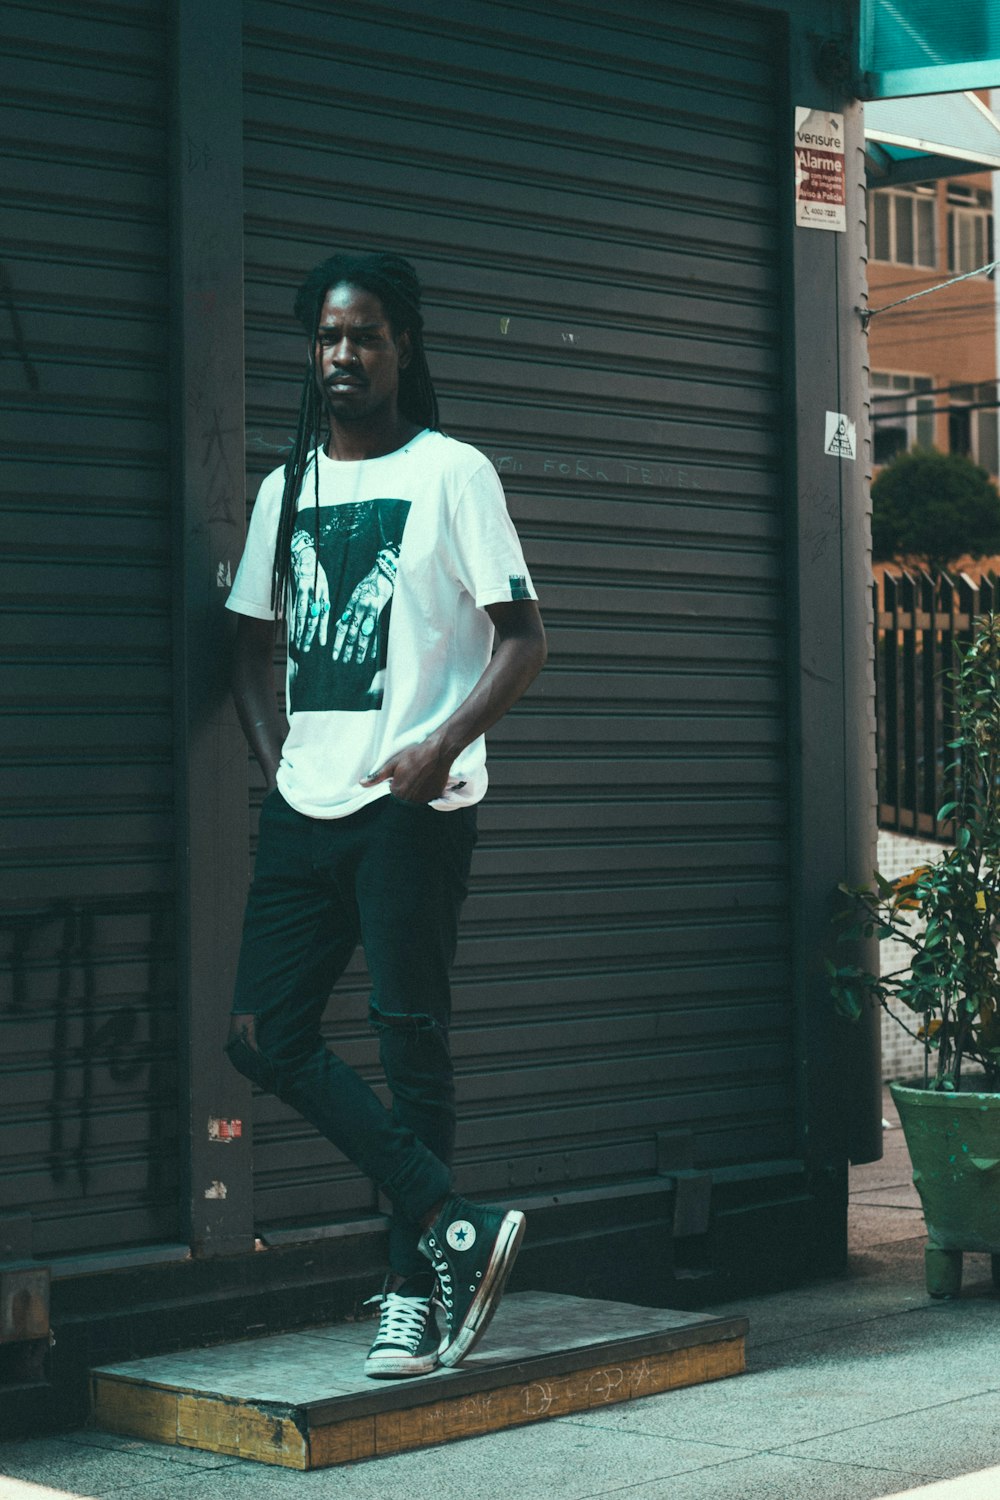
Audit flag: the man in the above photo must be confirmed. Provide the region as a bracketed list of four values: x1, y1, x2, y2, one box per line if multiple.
[224, 251, 546, 1380]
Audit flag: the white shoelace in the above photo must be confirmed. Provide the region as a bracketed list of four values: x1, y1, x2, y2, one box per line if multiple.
[367, 1289, 432, 1350]
[424, 1238, 454, 1310]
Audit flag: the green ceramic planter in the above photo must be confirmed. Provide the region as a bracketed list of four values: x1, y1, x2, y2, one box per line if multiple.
[890, 1081, 1000, 1298]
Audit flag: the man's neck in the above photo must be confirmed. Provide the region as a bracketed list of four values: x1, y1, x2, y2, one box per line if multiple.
[325, 414, 422, 462]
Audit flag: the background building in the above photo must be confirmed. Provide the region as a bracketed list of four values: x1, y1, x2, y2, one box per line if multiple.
[866, 92, 1000, 476]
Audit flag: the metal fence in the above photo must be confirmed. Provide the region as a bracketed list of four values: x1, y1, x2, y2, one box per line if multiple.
[875, 569, 1000, 838]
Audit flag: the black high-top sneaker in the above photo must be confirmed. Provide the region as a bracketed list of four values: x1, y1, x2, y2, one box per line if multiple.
[363, 1272, 440, 1378]
[417, 1195, 525, 1367]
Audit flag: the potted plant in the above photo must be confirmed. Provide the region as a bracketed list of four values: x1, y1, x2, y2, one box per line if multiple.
[830, 611, 1000, 1298]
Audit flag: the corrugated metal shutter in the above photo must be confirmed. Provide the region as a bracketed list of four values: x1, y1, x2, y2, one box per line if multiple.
[241, 0, 792, 1232]
[0, 2, 178, 1255]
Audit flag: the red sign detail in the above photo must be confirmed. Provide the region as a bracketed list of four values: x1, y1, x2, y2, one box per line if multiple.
[796, 149, 845, 208]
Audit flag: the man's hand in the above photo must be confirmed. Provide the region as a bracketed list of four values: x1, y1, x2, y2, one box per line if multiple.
[361, 736, 454, 804]
[362, 599, 546, 804]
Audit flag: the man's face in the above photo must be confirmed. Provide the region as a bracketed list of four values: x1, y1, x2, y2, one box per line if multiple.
[312, 281, 411, 424]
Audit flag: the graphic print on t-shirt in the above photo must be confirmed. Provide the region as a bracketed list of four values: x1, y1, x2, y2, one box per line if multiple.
[287, 498, 410, 713]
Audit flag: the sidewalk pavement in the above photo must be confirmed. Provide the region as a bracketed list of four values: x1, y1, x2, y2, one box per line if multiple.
[2, 1089, 1000, 1500]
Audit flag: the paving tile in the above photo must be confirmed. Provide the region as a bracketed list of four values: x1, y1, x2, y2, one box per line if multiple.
[702, 1281, 925, 1352]
[603, 1452, 940, 1500]
[52, 1431, 243, 1470]
[848, 1204, 926, 1251]
[0, 1440, 88, 1473]
[743, 1294, 1000, 1381]
[570, 1366, 887, 1451]
[850, 1185, 922, 1211]
[849, 1145, 916, 1194]
[87, 1463, 307, 1499]
[848, 1238, 927, 1280]
[571, 1300, 1000, 1452]
[776, 1392, 1000, 1479]
[844, 1238, 994, 1298]
[699, 1247, 933, 1353]
[95, 1421, 755, 1500]
[0, 1433, 233, 1494]
[712, 1235, 929, 1319]
[849, 1163, 914, 1192]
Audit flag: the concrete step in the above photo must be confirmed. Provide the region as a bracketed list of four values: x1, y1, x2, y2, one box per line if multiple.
[91, 1291, 747, 1471]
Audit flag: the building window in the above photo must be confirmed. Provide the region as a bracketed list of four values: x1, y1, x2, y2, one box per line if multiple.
[871, 372, 935, 464]
[869, 186, 937, 268]
[947, 185, 994, 275]
[947, 382, 999, 475]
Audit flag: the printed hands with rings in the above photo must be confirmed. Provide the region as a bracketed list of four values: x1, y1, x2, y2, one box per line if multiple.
[332, 560, 395, 664]
[290, 543, 331, 652]
[289, 546, 395, 661]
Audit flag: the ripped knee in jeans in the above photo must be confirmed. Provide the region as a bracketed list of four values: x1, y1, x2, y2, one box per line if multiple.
[369, 1002, 442, 1036]
[228, 1013, 258, 1050]
[224, 1012, 275, 1090]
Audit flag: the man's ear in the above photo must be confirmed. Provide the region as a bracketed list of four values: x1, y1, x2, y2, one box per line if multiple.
[397, 328, 413, 370]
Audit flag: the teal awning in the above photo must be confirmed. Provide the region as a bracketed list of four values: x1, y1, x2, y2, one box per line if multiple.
[865, 90, 1000, 184]
[861, 0, 1000, 99]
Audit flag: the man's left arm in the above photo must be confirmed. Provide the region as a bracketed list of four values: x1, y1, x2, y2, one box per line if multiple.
[362, 599, 546, 804]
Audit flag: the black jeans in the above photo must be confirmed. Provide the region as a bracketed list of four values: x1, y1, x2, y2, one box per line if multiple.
[225, 790, 477, 1275]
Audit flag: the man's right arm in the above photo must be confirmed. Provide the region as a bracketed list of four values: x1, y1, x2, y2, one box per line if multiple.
[231, 614, 287, 793]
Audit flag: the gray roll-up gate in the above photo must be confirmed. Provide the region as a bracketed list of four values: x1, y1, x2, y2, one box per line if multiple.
[0, 2, 179, 1256]
[241, 0, 793, 1236]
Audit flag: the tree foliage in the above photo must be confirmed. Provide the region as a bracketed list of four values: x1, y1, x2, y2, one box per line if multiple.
[872, 447, 1000, 570]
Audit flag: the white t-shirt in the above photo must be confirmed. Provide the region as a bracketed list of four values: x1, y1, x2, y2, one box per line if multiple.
[226, 429, 537, 818]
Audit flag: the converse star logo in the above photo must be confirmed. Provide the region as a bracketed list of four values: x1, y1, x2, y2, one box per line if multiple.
[446, 1219, 476, 1251]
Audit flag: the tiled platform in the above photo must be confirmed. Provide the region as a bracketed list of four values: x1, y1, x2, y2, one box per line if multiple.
[91, 1291, 747, 1470]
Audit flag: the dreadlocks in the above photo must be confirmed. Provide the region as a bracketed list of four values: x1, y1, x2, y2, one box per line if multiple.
[269, 252, 440, 619]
